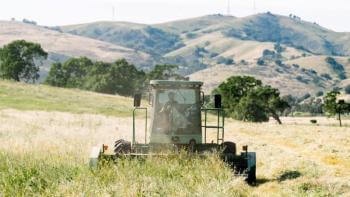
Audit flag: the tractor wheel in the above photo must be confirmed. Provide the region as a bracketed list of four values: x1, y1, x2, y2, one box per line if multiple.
[246, 166, 256, 185]
[114, 139, 131, 156]
[222, 141, 236, 155]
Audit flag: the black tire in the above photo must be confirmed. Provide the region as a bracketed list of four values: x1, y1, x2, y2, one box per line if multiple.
[222, 141, 236, 155]
[246, 166, 256, 185]
[114, 139, 131, 156]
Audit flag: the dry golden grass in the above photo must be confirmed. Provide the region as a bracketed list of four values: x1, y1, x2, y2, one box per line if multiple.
[0, 21, 149, 62]
[1, 81, 349, 196]
[1, 108, 350, 196]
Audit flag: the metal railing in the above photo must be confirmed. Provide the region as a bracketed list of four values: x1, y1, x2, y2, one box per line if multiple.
[132, 107, 148, 145]
[201, 108, 224, 144]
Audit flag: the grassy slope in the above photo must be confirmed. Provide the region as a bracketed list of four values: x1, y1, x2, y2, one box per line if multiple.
[0, 80, 133, 116]
[0, 21, 150, 63]
[0, 80, 350, 196]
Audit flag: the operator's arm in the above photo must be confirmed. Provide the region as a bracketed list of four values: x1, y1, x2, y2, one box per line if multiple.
[159, 102, 171, 113]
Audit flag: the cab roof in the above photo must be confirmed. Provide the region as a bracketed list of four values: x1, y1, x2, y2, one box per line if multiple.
[150, 80, 203, 88]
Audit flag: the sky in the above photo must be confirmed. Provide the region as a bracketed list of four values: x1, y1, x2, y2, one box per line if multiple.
[0, 0, 349, 32]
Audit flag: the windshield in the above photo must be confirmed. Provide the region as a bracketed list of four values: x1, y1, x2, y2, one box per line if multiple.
[158, 89, 196, 104]
[153, 88, 201, 135]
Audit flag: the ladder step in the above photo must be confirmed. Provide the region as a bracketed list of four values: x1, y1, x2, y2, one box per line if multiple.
[202, 126, 223, 129]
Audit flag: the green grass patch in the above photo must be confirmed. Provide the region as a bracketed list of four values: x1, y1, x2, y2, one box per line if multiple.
[0, 80, 133, 117]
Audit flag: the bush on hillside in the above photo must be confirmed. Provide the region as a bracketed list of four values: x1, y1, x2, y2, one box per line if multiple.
[316, 91, 324, 97]
[325, 57, 346, 80]
[320, 73, 332, 80]
[345, 85, 350, 94]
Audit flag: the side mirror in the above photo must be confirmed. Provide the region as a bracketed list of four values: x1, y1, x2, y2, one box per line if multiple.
[200, 91, 205, 106]
[148, 92, 153, 106]
[214, 94, 221, 108]
[134, 93, 142, 107]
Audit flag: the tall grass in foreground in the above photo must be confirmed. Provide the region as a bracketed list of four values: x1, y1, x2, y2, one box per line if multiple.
[0, 152, 250, 196]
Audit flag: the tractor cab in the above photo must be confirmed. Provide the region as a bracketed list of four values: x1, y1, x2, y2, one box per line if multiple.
[149, 80, 203, 144]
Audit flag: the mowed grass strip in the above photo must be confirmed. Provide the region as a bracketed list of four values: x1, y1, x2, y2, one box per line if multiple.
[0, 80, 133, 116]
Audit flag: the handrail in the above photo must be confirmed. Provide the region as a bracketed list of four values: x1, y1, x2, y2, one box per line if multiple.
[132, 107, 148, 145]
[201, 108, 224, 144]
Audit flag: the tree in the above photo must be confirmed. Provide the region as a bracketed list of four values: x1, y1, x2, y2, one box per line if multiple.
[274, 43, 285, 53]
[46, 58, 145, 96]
[234, 86, 289, 124]
[85, 59, 145, 96]
[316, 91, 324, 97]
[323, 90, 340, 116]
[323, 90, 350, 126]
[325, 57, 346, 80]
[345, 85, 350, 94]
[45, 57, 94, 88]
[0, 40, 47, 82]
[147, 64, 185, 81]
[214, 76, 262, 115]
[214, 76, 289, 124]
[257, 59, 265, 66]
[45, 62, 66, 87]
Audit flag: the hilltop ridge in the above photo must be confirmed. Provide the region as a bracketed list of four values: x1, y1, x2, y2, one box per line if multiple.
[1, 13, 350, 95]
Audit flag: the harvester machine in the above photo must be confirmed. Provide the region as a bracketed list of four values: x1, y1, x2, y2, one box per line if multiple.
[89, 80, 256, 184]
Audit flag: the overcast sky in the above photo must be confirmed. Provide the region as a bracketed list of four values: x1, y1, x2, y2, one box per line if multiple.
[1, 0, 349, 32]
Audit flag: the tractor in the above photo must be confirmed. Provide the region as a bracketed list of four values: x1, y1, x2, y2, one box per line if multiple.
[89, 80, 256, 184]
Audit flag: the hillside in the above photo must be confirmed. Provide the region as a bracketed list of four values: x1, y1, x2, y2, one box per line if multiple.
[58, 13, 350, 96]
[1, 13, 350, 96]
[62, 21, 184, 56]
[0, 21, 151, 79]
[0, 80, 349, 196]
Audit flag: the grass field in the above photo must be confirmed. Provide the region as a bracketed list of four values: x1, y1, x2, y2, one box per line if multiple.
[0, 80, 350, 196]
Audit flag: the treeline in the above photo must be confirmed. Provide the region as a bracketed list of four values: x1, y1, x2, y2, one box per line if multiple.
[45, 58, 185, 96]
[0, 40, 185, 96]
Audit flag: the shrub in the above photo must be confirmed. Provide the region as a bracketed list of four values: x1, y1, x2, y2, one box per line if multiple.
[310, 119, 317, 124]
[186, 33, 197, 39]
[296, 76, 309, 84]
[325, 57, 346, 79]
[210, 52, 219, 58]
[345, 85, 350, 94]
[274, 43, 285, 53]
[225, 58, 235, 65]
[22, 18, 37, 25]
[257, 59, 265, 66]
[263, 49, 275, 57]
[216, 57, 235, 65]
[275, 60, 283, 66]
[320, 73, 332, 80]
[292, 64, 300, 68]
[240, 60, 248, 65]
[316, 91, 324, 97]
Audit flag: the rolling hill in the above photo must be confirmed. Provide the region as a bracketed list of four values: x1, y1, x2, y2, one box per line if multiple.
[1, 12, 350, 96]
[59, 13, 350, 96]
[0, 20, 151, 80]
